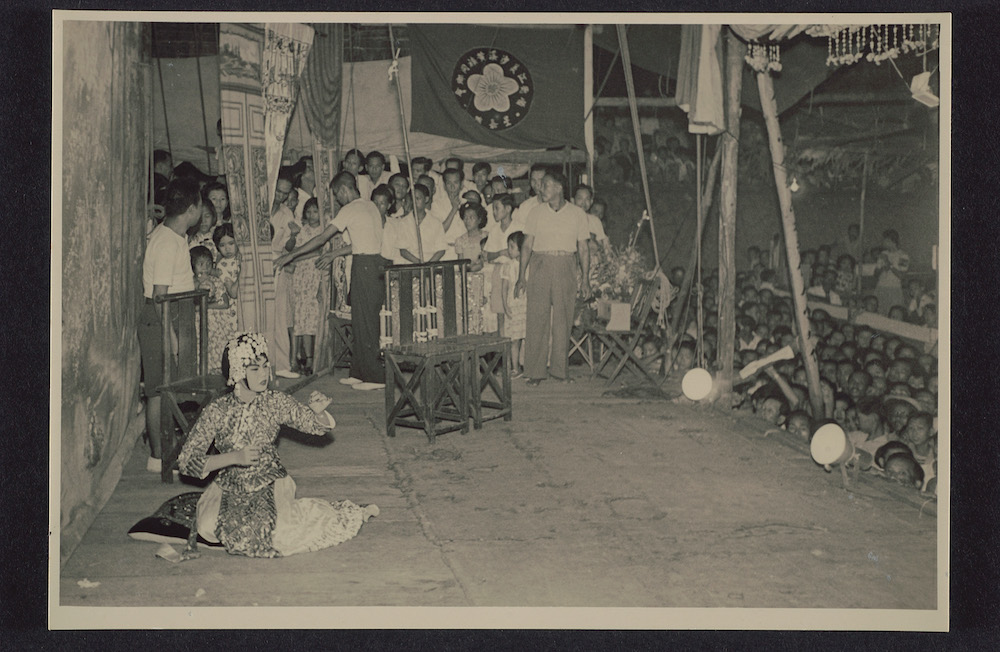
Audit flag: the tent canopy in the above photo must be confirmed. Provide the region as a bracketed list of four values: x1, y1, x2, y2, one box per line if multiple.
[592, 24, 835, 116]
[152, 51, 583, 175]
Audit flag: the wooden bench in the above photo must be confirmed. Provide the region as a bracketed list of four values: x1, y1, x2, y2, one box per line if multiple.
[381, 261, 512, 442]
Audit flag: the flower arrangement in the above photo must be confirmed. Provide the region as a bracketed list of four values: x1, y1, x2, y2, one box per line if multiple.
[589, 245, 648, 303]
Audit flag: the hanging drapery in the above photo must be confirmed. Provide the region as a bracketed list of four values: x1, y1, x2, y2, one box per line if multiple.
[675, 25, 726, 136]
[262, 23, 314, 209]
[299, 22, 350, 343]
[299, 23, 342, 147]
[298, 24, 341, 227]
[219, 23, 268, 332]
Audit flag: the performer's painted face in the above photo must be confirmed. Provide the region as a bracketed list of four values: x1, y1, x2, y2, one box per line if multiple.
[244, 358, 270, 393]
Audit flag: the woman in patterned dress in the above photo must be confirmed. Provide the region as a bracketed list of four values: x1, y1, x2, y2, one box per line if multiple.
[178, 332, 379, 557]
[292, 198, 325, 374]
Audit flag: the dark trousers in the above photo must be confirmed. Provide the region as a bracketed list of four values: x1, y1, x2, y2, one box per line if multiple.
[350, 254, 385, 383]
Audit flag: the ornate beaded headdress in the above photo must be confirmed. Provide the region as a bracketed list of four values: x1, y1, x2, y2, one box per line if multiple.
[226, 332, 269, 386]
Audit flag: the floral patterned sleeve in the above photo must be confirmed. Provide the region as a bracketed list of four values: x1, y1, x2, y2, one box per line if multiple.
[270, 391, 328, 436]
[178, 400, 225, 479]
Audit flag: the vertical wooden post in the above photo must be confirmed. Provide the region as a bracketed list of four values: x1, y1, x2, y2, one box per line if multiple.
[714, 29, 746, 401]
[667, 144, 721, 335]
[584, 24, 595, 185]
[855, 152, 870, 299]
[756, 69, 825, 419]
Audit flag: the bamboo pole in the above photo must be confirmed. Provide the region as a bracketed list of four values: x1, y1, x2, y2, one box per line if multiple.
[388, 25, 422, 262]
[616, 25, 659, 268]
[584, 25, 595, 185]
[667, 143, 721, 334]
[855, 152, 870, 300]
[756, 68, 825, 420]
[714, 29, 745, 402]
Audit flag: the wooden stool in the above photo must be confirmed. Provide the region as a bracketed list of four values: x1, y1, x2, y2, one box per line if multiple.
[455, 334, 513, 429]
[384, 339, 472, 443]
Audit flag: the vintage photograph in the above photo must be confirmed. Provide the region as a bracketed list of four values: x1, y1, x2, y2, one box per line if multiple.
[51, 12, 948, 630]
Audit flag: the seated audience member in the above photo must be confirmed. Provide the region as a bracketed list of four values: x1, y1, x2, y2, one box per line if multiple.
[913, 389, 936, 416]
[905, 278, 934, 321]
[785, 410, 813, 442]
[884, 395, 919, 437]
[887, 305, 907, 321]
[881, 451, 924, 489]
[672, 340, 696, 374]
[901, 411, 935, 483]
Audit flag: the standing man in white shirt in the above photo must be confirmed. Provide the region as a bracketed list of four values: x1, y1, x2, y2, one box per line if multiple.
[357, 151, 391, 202]
[398, 184, 448, 263]
[137, 177, 203, 472]
[515, 171, 591, 385]
[511, 163, 549, 224]
[277, 171, 386, 390]
[437, 168, 467, 260]
[572, 183, 611, 251]
[269, 173, 300, 379]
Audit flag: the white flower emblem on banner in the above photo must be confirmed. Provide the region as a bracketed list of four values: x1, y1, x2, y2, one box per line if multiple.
[451, 48, 533, 131]
[468, 63, 520, 113]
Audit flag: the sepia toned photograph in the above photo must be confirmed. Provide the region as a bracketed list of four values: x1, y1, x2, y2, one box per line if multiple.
[51, 11, 948, 630]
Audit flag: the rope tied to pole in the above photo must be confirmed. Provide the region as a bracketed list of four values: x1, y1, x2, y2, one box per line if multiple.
[387, 25, 422, 262]
[616, 25, 660, 272]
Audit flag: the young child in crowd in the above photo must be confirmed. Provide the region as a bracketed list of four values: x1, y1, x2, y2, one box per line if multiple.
[292, 198, 325, 374]
[499, 231, 527, 377]
[212, 223, 241, 304]
[189, 200, 218, 259]
[191, 245, 233, 373]
[454, 202, 487, 272]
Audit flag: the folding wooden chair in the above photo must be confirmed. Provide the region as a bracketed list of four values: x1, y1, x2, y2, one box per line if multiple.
[154, 289, 228, 482]
[568, 327, 594, 371]
[588, 277, 663, 388]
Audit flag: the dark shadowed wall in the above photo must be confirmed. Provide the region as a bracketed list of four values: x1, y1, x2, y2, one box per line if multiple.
[61, 21, 149, 565]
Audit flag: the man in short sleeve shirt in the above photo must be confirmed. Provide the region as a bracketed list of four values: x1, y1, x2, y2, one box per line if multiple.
[137, 177, 203, 472]
[277, 171, 385, 389]
[515, 171, 591, 384]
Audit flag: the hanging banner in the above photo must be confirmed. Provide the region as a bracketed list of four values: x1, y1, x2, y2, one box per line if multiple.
[219, 23, 269, 333]
[262, 23, 314, 208]
[675, 25, 725, 135]
[410, 24, 586, 150]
